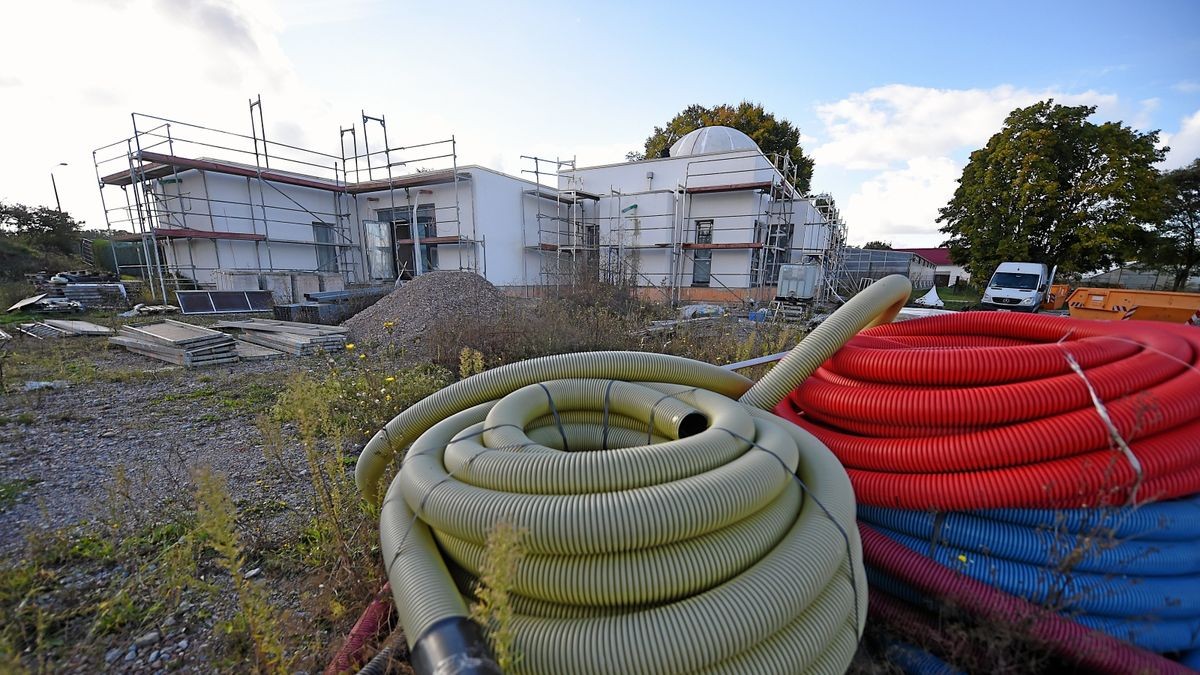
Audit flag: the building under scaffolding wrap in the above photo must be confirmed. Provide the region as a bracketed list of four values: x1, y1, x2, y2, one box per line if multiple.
[522, 127, 848, 305]
[93, 98, 482, 301]
[93, 104, 849, 306]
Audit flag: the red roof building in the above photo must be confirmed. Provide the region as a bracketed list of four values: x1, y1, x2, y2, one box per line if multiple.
[894, 247, 953, 266]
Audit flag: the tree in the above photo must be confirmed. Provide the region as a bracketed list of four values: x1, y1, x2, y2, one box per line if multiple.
[1142, 159, 1200, 290]
[0, 201, 85, 279]
[937, 100, 1166, 277]
[862, 240, 893, 250]
[628, 102, 814, 193]
[0, 201, 83, 256]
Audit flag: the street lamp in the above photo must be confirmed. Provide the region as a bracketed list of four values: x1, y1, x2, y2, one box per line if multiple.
[50, 162, 67, 212]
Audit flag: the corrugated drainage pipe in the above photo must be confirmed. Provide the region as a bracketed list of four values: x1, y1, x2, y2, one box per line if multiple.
[355, 275, 913, 674]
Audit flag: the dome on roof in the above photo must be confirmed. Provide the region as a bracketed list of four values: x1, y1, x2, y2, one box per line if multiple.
[668, 126, 760, 157]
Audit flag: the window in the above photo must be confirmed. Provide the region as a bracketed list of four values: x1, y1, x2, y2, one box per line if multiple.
[312, 222, 338, 272]
[752, 221, 792, 286]
[363, 220, 394, 279]
[692, 220, 713, 286]
[377, 204, 438, 278]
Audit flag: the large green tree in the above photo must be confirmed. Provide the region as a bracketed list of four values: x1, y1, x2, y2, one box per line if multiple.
[628, 102, 814, 193]
[0, 201, 84, 279]
[1141, 159, 1200, 290]
[937, 100, 1166, 277]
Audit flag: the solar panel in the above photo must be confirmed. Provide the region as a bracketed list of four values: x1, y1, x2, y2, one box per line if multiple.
[176, 290, 275, 315]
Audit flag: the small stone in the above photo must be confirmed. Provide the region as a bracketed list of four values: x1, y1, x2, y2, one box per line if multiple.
[244, 567, 261, 579]
[178, 639, 189, 650]
[124, 648, 137, 662]
[105, 648, 122, 663]
[162, 615, 177, 628]
[134, 630, 160, 648]
[149, 650, 160, 662]
[100, 430, 117, 438]
[177, 600, 193, 612]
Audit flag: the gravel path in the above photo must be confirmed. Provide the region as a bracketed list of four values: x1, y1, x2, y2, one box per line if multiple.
[0, 335, 334, 673]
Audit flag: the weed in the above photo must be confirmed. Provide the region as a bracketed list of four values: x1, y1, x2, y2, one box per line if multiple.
[459, 347, 485, 379]
[192, 467, 290, 673]
[469, 520, 527, 671]
[0, 412, 35, 426]
[0, 478, 38, 511]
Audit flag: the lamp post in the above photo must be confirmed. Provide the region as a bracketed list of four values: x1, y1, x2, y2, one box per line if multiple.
[50, 162, 67, 211]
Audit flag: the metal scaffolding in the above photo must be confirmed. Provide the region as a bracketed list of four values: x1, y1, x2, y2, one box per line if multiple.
[512, 146, 849, 306]
[93, 97, 472, 301]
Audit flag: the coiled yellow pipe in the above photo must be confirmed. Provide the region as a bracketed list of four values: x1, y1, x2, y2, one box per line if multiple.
[358, 275, 913, 674]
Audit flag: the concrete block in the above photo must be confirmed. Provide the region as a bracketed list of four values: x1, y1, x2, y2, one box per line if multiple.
[260, 273, 294, 303]
[292, 273, 321, 301]
[318, 273, 346, 293]
[213, 270, 261, 291]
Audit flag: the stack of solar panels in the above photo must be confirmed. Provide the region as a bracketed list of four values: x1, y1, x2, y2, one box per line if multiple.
[214, 319, 347, 356]
[62, 283, 128, 308]
[110, 319, 238, 367]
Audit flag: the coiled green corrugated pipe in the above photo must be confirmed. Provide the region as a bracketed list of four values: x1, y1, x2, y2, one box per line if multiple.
[358, 275, 912, 675]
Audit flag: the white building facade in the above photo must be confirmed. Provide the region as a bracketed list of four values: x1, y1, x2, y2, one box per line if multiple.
[97, 120, 844, 305]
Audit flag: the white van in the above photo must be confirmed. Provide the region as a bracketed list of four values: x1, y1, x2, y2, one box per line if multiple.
[980, 261, 1056, 312]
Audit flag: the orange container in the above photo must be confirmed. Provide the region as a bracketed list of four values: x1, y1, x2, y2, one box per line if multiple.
[1041, 283, 1070, 311]
[1066, 287, 1200, 323]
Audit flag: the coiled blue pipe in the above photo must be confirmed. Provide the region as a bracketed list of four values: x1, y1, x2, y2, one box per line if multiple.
[859, 498, 1200, 653]
[884, 640, 965, 675]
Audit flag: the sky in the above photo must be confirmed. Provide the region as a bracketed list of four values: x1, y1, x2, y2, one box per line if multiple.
[1, 0, 1198, 247]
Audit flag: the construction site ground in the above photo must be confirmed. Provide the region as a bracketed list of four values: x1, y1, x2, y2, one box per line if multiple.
[0, 301, 816, 674]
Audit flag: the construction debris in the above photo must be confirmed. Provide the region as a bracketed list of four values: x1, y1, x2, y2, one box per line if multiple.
[6, 294, 83, 314]
[110, 320, 238, 367]
[16, 323, 71, 339]
[215, 319, 347, 356]
[342, 272, 508, 351]
[61, 283, 128, 308]
[42, 320, 114, 336]
[118, 303, 180, 317]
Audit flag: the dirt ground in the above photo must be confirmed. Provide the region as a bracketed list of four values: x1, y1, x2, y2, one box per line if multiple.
[0, 329, 343, 673]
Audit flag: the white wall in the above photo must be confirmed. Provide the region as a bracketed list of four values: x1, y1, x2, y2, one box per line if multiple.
[153, 170, 363, 285]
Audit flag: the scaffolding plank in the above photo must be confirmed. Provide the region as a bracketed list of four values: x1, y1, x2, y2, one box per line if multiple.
[684, 181, 773, 195]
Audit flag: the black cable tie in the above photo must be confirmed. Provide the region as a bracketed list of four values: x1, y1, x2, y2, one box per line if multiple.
[602, 380, 616, 450]
[715, 425, 863, 633]
[537, 382, 570, 453]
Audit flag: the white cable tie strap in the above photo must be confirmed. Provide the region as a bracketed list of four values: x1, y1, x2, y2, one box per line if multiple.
[1060, 349, 1144, 504]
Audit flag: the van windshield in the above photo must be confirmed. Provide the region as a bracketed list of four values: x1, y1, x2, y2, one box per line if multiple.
[990, 272, 1040, 290]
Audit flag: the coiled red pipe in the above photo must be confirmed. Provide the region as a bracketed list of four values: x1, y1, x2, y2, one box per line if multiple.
[860, 525, 1192, 675]
[774, 314, 1200, 509]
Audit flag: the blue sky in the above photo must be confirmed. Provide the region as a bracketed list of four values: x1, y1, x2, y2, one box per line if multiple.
[2, 0, 1198, 246]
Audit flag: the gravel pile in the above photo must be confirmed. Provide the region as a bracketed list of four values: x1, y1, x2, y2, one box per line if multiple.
[342, 271, 509, 352]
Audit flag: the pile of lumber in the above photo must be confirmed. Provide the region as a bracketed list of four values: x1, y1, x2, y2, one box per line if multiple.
[215, 319, 347, 356]
[110, 319, 238, 367]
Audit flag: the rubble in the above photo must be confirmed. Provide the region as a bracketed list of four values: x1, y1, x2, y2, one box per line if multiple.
[342, 271, 509, 353]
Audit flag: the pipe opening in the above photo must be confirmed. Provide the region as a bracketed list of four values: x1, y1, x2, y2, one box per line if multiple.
[677, 411, 708, 439]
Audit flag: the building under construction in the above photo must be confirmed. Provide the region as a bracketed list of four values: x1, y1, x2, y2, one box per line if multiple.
[93, 102, 848, 305]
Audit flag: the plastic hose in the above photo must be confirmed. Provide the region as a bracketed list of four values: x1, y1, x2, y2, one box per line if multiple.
[859, 500, 1200, 652]
[357, 275, 914, 674]
[774, 313, 1200, 509]
[860, 525, 1193, 675]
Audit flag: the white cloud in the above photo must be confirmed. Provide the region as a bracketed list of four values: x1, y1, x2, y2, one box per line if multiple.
[812, 84, 1119, 171]
[1132, 98, 1161, 131]
[0, 0, 331, 226]
[1163, 109, 1200, 169]
[809, 84, 1125, 246]
[1173, 81, 1200, 94]
[841, 156, 961, 247]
